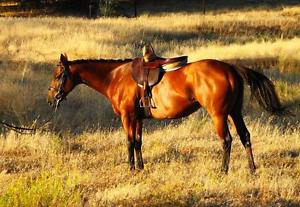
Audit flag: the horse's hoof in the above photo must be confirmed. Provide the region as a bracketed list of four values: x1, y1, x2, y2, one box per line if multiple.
[136, 162, 144, 170]
[249, 168, 256, 174]
[220, 165, 229, 173]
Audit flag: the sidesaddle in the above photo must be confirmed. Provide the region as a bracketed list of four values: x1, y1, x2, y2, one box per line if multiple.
[131, 45, 188, 115]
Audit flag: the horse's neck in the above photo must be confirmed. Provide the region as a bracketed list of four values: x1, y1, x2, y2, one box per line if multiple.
[72, 61, 127, 98]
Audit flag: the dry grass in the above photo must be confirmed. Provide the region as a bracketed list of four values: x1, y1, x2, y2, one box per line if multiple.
[0, 118, 299, 206]
[0, 5, 300, 207]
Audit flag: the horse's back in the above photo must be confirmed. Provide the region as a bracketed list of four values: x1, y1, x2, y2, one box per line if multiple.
[161, 59, 238, 95]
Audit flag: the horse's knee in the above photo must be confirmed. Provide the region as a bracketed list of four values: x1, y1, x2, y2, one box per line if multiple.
[222, 134, 232, 149]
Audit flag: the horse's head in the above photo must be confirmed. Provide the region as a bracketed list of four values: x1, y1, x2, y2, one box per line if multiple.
[47, 54, 76, 109]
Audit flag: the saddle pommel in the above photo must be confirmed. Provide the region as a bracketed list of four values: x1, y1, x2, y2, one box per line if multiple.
[143, 44, 158, 62]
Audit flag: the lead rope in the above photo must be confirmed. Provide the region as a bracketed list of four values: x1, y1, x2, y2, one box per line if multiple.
[0, 110, 57, 134]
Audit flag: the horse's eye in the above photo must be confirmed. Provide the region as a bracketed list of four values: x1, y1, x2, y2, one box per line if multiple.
[55, 73, 62, 79]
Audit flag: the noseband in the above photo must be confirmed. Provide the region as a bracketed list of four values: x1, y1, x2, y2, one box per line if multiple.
[48, 62, 70, 109]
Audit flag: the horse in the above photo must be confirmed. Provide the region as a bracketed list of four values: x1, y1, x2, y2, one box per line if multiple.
[47, 53, 285, 173]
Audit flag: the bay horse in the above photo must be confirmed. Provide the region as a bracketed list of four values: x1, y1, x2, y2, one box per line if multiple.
[47, 53, 285, 173]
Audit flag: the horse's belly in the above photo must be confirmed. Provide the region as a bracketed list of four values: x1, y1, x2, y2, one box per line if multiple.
[150, 98, 200, 119]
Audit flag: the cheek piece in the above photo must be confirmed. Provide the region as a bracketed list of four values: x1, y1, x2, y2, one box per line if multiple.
[48, 63, 70, 111]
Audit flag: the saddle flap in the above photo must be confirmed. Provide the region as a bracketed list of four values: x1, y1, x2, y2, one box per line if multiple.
[131, 57, 163, 87]
[147, 66, 163, 86]
[131, 57, 144, 85]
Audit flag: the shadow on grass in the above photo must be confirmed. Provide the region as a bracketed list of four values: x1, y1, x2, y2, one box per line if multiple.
[279, 149, 300, 158]
[135, 0, 299, 16]
[0, 157, 41, 174]
[98, 192, 300, 207]
[98, 187, 300, 207]
[258, 148, 300, 170]
[147, 145, 196, 164]
[133, 27, 300, 55]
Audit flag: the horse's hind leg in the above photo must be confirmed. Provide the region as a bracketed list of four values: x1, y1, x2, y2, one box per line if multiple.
[230, 112, 256, 173]
[211, 114, 232, 173]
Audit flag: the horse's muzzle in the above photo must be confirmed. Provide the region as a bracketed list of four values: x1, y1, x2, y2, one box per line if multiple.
[47, 99, 56, 108]
[48, 100, 53, 107]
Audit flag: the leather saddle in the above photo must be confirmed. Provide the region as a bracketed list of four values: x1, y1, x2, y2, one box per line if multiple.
[131, 45, 188, 114]
[131, 56, 188, 87]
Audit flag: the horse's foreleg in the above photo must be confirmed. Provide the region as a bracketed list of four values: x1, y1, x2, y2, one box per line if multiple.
[135, 120, 144, 170]
[212, 115, 232, 173]
[121, 114, 136, 170]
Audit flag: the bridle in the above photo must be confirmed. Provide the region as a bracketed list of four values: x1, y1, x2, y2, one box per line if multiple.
[48, 61, 71, 111]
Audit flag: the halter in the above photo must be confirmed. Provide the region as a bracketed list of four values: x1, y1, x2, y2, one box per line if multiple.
[48, 61, 70, 110]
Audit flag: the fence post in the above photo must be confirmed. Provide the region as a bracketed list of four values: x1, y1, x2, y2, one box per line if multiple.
[89, 4, 92, 18]
[133, 0, 137, 17]
[202, 0, 206, 15]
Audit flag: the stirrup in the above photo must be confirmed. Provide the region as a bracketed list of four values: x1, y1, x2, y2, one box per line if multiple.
[139, 99, 144, 107]
[139, 97, 156, 108]
[150, 97, 156, 108]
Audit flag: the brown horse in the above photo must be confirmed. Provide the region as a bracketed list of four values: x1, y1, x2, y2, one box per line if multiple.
[47, 54, 285, 173]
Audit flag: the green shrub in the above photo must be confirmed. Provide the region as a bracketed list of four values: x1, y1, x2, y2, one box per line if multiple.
[0, 170, 81, 207]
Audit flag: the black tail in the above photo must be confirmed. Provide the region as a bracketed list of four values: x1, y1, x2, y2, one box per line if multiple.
[234, 65, 287, 115]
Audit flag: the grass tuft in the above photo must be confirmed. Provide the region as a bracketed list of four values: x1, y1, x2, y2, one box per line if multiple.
[0, 169, 82, 207]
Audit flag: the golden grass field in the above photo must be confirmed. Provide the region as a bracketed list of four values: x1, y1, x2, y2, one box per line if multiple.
[0, 5, 300, 207]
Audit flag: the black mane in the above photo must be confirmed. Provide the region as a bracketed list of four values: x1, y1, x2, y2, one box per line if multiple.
[68, 58, 132, 65]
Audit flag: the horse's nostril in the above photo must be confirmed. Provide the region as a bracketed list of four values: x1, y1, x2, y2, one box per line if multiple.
[48, 100, 53, 106]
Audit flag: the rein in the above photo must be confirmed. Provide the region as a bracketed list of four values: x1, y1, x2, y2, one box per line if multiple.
[0, 112, 56, 134]
[0, 120, 37, 134]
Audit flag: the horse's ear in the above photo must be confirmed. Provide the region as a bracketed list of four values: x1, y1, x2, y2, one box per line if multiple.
[60, 53, 68, 64]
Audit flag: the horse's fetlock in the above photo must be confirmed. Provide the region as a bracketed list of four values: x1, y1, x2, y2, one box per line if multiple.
[245, 141, 251, 148]
[127, 140, 135, 149]
[225, 135, 232, 143]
